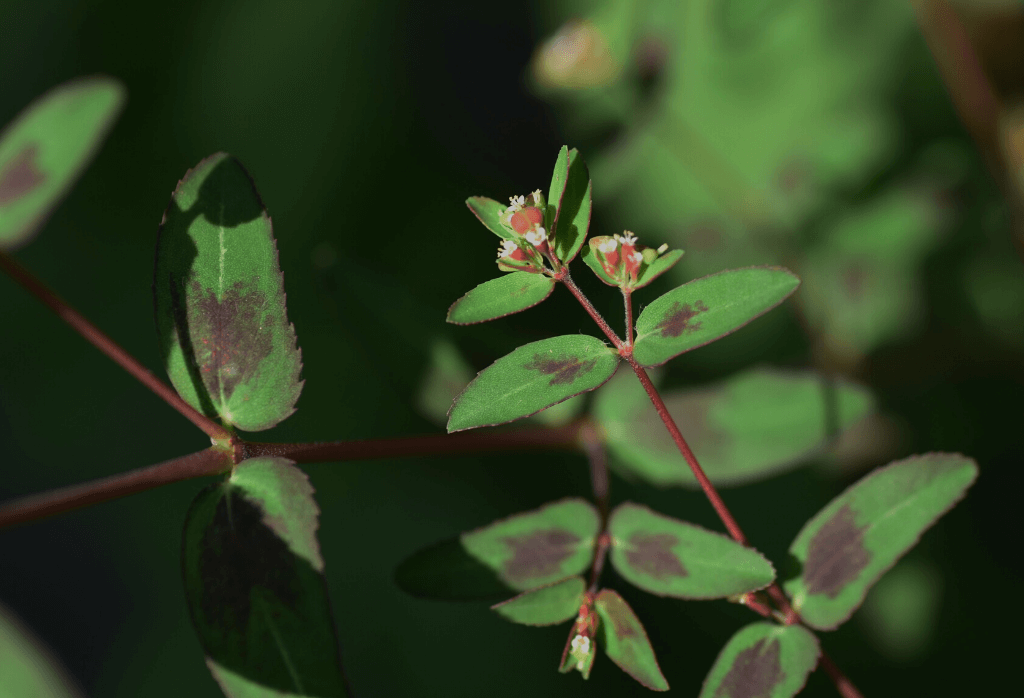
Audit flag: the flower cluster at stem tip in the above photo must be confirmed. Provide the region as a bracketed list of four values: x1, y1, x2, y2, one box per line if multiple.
[496, 190, 555, 273]
[559, 593, 598, 679]
[589, 230, 669, 287]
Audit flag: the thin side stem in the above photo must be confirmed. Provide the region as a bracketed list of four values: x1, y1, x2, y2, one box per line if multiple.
[622, 353, 749, 545]
[819, 650, 865, 698]
[622, 288, 634, 346]
[580, 421, 609, 525]
[0, 250, 232, 443]
[0, 448, 232, 529]
[558, 270, 624, 349]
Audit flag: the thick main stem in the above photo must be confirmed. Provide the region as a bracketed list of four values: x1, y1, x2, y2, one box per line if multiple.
[0, 250, 232, 443]
[0, 422, 586, 529]
[0, 448, 233, 528]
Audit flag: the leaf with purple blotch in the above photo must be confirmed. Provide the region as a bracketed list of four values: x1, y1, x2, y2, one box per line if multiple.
[154, 153, 303, 432]
[548, 146, 592, 264]
[699, 622, 819, 698]
[785, 453, 978, 630]
[595, 589, 669, 691]
[460, 498, 601, 592]
[594, 367, 874, 488]
[447, 272, 555, 324]
[0, 76, 125, 249]
[491, 576, 586, 626]
[181, 457, 347, 697]
[447, 334, 619, 432]
[466, 196, 514, 240]
[632, 267, 800, 367]
[608, 503, 775, 599]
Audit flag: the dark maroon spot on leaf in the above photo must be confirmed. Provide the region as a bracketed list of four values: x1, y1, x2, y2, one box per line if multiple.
[715, 638, 785, 698]
[626, 533, 688, 579]
[0, 145, 46, 205]
[189, 280, 274, 401]
[502, 529, 580, 583]
[655, 300, 709, 338]
[803, 504, 870, 598]
[523, 354, 598, 386]
[512, 284, 531, 298]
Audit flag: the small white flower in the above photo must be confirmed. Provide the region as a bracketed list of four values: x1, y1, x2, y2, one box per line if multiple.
[498, 240, 519, 258]
[528, 189, 543, 205]
[507, 194, 526, 212]
[631, 251, 644, 264]
[570, 635, 591, 670]
[597, 238, 618, 254]
[524, 227, 547, 246]
[620, 232, 638, 246]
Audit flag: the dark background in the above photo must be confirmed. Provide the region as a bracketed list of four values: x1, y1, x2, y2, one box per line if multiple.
[1, 1, 1021, 696]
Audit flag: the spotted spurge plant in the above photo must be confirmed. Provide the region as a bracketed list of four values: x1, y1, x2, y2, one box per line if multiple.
[0, 78, 978, 698]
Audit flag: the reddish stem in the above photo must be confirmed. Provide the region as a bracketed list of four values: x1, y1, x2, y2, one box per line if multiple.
[622, 288, 634, 346]
[0, 250, 232, 443]
[622, 353, 749, 544]
[819, 650, 866, 698]
[0, 448, 233, 529]
[0, 422, 587, 529]
[558, 270, 624, 349]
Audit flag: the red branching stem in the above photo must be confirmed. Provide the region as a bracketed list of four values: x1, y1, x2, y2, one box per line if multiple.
[819, 650, 865, 698]
[0, 448, 233, 529]
[622, 288, 634, 346]
[588, 532, 610, 593]
[244, 419, 585, 462]
[623, 353, 749, 545]
[740, 593, 775, 620]
[558, 270, 624, 349]
[0, 250, 232, 443]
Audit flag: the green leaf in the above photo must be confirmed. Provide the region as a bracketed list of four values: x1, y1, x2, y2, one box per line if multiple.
[460, 498, 601, 591]
[595, 589, 669, 691]
[550, 148, 593, 263]
[0, 76, 125, 249]
[580, 243, 620, 286]
[547, 145, 570, 231]
[608, 503, 775, 599]
[633, 267, 800, 367]
[466, 196, 513, 240]
[446, 272, 555, 325]
[699, 623, 820, 698]
[182, 457, 347, 697]
[394, 536, 517, 601]
[0, 600, 83, 698]
[491, 576, 586, 626]
[154, 153, 303, 432]
[634, 249, 685, 290]
[785, 453, 978, 630]
[447, 334, 619, 432]
[594, 367, 874, 487]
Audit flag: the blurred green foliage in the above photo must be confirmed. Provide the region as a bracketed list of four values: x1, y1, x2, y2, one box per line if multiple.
[0, 0, 1022, 696]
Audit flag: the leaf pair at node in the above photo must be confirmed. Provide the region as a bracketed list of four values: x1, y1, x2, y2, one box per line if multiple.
[398, 497, 776, 690]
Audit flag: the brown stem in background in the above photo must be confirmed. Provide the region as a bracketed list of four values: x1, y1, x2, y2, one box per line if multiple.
[580, 421, 611, 592]
[819, 650, 866, 698]
[0, 250, 232, 443]
[0, 448, 232, 529]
